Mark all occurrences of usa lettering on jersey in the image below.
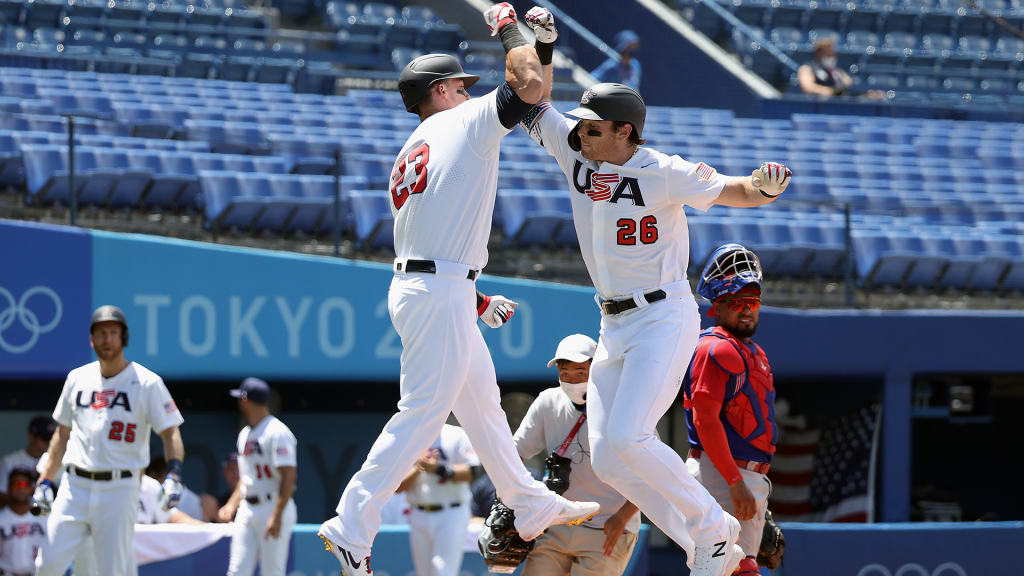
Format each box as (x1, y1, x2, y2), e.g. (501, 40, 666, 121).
(242, 441, 263, 456)
(75, 390, 132, 411)
(572, 161, 645, 206)
(0, 522, 45, 540)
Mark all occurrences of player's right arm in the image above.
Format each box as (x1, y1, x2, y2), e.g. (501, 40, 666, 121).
(396, 465, 420, 493)
(40, 425, 69, 483)
(217, 481, 242, 523)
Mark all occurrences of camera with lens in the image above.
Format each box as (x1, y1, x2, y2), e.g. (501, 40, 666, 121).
(543, 452, 572, 495)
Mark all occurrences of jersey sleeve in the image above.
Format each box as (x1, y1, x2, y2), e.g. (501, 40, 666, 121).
(520, 102, 578, 174)
(52, 372, 75, 427)
(512, 396, 548, 460)
(690, 339, 743, 404)
(270, 426, 297, 469)
(464, 88, 513, 154)
(453, 429, 480, 467)
(145, 377, 184, 433)
(665, 155, 730, 211)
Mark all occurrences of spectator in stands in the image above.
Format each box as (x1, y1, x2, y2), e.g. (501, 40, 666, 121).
(202, 452, 240, 523)
(797, 38, 883, 100)
(0, 416, 55, 509)
(591, 30, 642, 90)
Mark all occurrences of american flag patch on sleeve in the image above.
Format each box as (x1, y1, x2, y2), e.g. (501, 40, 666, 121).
(276, 446, 290, 456)
(163, 401, 177, 414)
(695, 162, 717, 181)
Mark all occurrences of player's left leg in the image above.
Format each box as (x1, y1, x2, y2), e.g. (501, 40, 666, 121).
(227, 502, 261, 576)
(258, 499, 297, 576)
(87, 477, 140, 576)
(433, 504, 470, 576)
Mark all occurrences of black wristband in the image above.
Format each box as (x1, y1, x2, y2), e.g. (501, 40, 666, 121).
(498, 22, 528, 53)
(167, 458, 183, 478)
(535, 41, 553, 66)
(436, 464, 454, 480)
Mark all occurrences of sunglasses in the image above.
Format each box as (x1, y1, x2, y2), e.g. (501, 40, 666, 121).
(9, 480, 30, 490)
(721, 296, 761, 312)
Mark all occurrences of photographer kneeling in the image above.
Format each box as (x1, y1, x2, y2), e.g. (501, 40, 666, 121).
(512, 334, 640, 576)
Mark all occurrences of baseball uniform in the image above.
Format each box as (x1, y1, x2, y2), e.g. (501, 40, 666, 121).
(321, 83, 590, 561)
(406, 425, 478, 576)
(0, 506, 46, 576)
(515, 388, 639, 576)
(227, 414, 297, 576)
(35, 361, 183, 576)
(137, 475, 175, 525)
(521, 102, 738, 561)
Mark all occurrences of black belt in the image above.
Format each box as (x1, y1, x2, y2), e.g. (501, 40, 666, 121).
(397, 259, 479, 281)
(0, 570, 33, 576)
(245, 493, 274, 505)
(67, 466, 133, 481)
(415, 502, 462, 512)
(600, 289, 667, 315)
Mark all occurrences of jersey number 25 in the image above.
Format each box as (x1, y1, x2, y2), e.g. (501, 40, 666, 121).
(390, 143, 430, 210)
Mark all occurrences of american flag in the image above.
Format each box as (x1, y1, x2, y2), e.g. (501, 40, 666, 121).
(695, 162, 716, 181)
(768, 403, 881, 522)
(586, 173, 619, 202)
(163, 401, 177, 414)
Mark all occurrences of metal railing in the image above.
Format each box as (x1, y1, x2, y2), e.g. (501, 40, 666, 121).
(695, 0, 801, 73)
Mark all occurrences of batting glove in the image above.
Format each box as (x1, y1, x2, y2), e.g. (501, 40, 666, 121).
(158, 473, 184, 511)
(484, 2, 518, 36)
(751, 162, 792, 198)
(31, 479, 54, 516)
(478, 294, 518, 328)
(525, 6, 557, 43)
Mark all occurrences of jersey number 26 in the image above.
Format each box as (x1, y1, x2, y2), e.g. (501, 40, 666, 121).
(390, 143, 430, 210)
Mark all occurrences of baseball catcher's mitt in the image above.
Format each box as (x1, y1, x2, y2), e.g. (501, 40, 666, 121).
(478, 500, 534, 574)
(757, 509, 785, 570)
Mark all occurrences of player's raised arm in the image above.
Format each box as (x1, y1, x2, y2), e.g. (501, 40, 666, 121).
(524, 6, 557, 103)
(485, 2, 543, 104)
(715, 162, 792, 207)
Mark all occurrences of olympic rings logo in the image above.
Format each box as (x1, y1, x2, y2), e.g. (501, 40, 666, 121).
(0, 286, 63, 354)
(857, 562, 968, 576)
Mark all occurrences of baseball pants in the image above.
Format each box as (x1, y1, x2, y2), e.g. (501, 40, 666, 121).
(521, 524, 637, 576)
(227, 498, 297, 576)
(331, 264, 564, 558)
(36, 472, 139, 576)
(688, 457, 771, 557)
(586, 290, 733, 561)
(408, 504, 471, 576)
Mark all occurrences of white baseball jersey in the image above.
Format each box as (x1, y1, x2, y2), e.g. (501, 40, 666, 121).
(52, 361, 184, 471)
(235, 415, 297, 500)
(390, 89, 510, 270)
(0, 507, 46, 574)
(405, 424, 479, 507)
(0, 450, 39, 491)
(523, 103, 729, 300)
(514, 388, 640, 533)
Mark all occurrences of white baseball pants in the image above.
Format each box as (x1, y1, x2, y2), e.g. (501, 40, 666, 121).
(36, 472, 139, 576)
(586, 292, 734, 561)
(688, 457, 771, 557)
(227, 498, 297, 576)
(408, 504, 471, 576)
(329, 263, 564, 558)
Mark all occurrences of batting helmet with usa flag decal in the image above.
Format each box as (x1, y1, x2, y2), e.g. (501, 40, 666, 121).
(697, 243, 763, 303)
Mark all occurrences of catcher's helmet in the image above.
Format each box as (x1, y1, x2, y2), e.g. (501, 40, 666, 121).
(90, 305, 129, 346)
(697, 243, 763, 302)
(398, 53, 480, 113)
(566, 83, 646, 151)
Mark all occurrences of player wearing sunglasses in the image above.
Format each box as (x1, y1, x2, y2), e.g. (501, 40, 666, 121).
(682, 244, 777, 576)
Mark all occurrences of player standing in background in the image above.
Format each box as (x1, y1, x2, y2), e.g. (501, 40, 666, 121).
(317, 4, 599, 575)
(684, 245, 776, 576)
(514, 334, 641, 576)
(219, 377, 297, 576)
(518, 9, 791, 575)
(0, 469, 46, 576)
(397, 424, 479, 576)
(33, 305, 185, 576)
(0, 416, 55, 509)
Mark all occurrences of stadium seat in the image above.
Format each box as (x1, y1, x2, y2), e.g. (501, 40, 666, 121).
(349, 189, 393, 248)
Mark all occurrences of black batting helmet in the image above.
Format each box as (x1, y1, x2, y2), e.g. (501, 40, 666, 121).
(398, 53, 480, 113)
(566, 83, 646, 151)
(90, 305, 129, 346)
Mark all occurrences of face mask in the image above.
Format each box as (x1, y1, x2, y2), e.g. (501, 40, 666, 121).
(559, 380, 587, 405)
(821, 56, 837, 69)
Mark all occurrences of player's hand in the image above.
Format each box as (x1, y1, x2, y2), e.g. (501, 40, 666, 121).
(601, 508, 631, 557)
(729, 480, 757, 521)
(525, 7, 557, 43)
(479, 294, 518, 328)
(265, 513, 282, 539)
(158, 473, 184, 511)
(416, 453, 439, 473)
(217, 502, 238, 523)
(30, 479, 54, 516)
(484, 2, 518, 36)
(751, 162, 791, 198)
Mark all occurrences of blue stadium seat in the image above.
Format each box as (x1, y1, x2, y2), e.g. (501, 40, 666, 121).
(349, 189, 393, 248)
(495, 190, 571, 247)
(201, 171, 269, 230)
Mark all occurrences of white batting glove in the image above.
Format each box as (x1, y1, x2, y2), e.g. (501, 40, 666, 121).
(484, 2, 518, 36)
(31, 479, 54, 516)
(478, 294, 518, 328)
(751, 162, 792, 198)
(158, 473, 184, 511)
(525, 6, 557, 43)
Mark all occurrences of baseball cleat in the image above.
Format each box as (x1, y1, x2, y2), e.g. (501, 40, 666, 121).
(318, 519, 372, 576)
(551, 499, 600, 527)
(690, 515, 742, 576)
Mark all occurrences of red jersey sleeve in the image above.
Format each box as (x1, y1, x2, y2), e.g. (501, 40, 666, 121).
(690, 338, 744, 486)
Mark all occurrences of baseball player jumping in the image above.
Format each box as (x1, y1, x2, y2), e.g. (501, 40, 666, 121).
(32, 305, 186, 576)
(219, 377, 298, 576)
(318, 4, 599, 574)
(398, 424, 479, 576)
(519, 10, 791, 576)
(684, 245, 777, 576)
